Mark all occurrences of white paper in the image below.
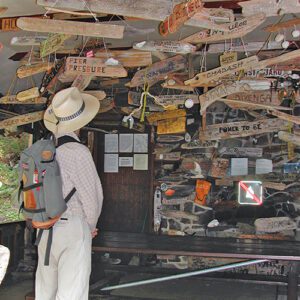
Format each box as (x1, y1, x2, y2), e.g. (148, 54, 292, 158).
(231, 158, 248, 176)
(119, 157, 133, 167)
(119, 134, 133, 153)
(256, 159, 273, 174)
(104, 154, 119, 173)
(104, 134, 118, 153)
(133, 154, 148, 170)
(134, 134, 148, 153)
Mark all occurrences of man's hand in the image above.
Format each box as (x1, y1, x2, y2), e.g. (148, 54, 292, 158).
(91, 228, 99, 239)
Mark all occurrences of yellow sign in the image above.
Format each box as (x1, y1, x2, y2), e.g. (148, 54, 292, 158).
(157, 116, 186, 135)
(220, 51, 237, 66)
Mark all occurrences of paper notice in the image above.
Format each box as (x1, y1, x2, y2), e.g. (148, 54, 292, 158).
(119, 134, 133, 153)
(133, 154, 148, 170)
(231, 158, 248, 176)
(119, 157, 133, 167)
(256, 159, 273, 174)
(134, 134, 148, 153)
(104, 154, 119, 173)
(104, 134, 118, 153)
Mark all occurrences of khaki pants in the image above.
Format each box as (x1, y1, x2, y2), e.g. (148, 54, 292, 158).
(35, 215, 92, 300)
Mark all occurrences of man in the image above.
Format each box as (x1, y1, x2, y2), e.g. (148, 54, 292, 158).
(36, 87, 103, 300)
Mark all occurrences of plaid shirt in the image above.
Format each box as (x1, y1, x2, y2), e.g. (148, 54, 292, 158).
(55, 132, 103, 230)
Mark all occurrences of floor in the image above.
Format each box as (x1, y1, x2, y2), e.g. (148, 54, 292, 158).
(0, 274, 295, 300)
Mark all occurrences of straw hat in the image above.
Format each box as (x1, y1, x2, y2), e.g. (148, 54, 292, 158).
(44, 87, 100, 134)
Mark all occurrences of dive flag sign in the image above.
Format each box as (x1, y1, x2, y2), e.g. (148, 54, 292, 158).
(238, 181, 263, 205)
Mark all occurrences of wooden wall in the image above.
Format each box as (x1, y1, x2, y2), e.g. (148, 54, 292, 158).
(93, 128, 154, 233)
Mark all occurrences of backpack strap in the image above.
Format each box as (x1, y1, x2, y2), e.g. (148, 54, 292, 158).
(56, 136, 82, 148)
(35, 228, 53, 266)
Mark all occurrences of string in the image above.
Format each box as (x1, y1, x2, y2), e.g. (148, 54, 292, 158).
(81, 0, 99, 22)
(43, 0, 59, 17)
(240, 37, 249, 57)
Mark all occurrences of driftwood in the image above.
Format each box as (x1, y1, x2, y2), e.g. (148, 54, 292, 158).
(161, 83, 195, 91)
(40, 33, 71, 58)
(127, 55, 186, 88)
(147, 109, 186, 124)
(218, 147, 263, 157)
(85, 90, 106, 101)
(278, 131, 300, 147)
(10, 36, 47, 46)
(200, 118, 288, 140)
(269, 110, 300, 125)
(16, 87, 40, 102)
(182, 13, 266, 44)
(17, 62, 54, 79)
(71, 75, 93, 91)
(223, 99, 291, 111)
(264, 18, 300, 33)
(0, 111, 44, 129)
(157, 117, 186, 134)
(17, 17, 124, 39)
(0, 95, 47, 105)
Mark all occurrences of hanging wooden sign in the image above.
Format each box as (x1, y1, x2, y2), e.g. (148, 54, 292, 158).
(0, 111, 44, 129)
(98, 97, 114, 113)
(227, 91, 280, 106)
(17, 62, 54, 79)
(182, 13, 266, 44)
(37, 0, 225, 30)
(127, 55, 186, 88)
(220, 52, 237, 66)
(133, 40, 196, 54)
(157, 135, 185, 143)
(239, 0, 300, 17)
(155, 152, 182, 161)
(40, 33, 70, 58)
(71, 75, 92, 91)
(161, 83, 195, 91)
(95, 50, 152, 67)
(147, 109, 186, 124)
(157, 117, 186, 135)
(84, 90, 106, 101)
(264, 18, 300, 33)
(199, 81, 251, 114)
(159, 0, 203, 36)
(10, 35, 47, 46)
(16, 87, 40, 102)
(17, 17, 124, 39)
(278, 131, 300, 147)
(0, 95, 47, 105)
(185, 56, 259, 86)
(181, 139, 217, 149)
(65, 57, 127, 77)
(0, 17, 19, 31)
(210, 158, 229, 178)
(39, 59, 65, 94)
(270, 110, 300, 125)
(241, 68, 289, 78)
(218, 147, 263, 157)
(200, 118, 289, 140)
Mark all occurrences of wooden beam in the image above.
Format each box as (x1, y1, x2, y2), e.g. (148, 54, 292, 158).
(17, 62, 54, 79)
(0, 95, 47, 105)
(0, 111, 44, 129)
(17, 17, 124, 39)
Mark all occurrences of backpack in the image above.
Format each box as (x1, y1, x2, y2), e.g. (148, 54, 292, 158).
(18, 135, 80, 265)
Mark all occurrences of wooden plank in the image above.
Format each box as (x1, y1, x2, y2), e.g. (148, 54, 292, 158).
(161, 83, 195, 91)
(0, 95, 47, 105)
(65, 57, 127, 77)
(16, 87, 40, 102)
(10, 35, 47, 46)
(133, 40, 196, 54)
(264, 18, 300, 33)
(185, 56, 259, 86)
(17, 17, 124, 39)
(40, 33, 70, 58)
(239, 0, 300, 17)
(223, 99, 290, 111)
(199, 81, 250, 114)
(127, 55, 186, 88)
(159, 0, 203, 36)
(270, 110, 300, 125)
(0, 111, 44, 129)
(71, 75, 92, 91)
(200, 118, 289, 140)
(157, 117, 186, 135)
(182, 13, 266, 44)
(278, 131, 300, 147)
(147, 109, 186, 124)
(85, 90, 106, 101)
(36, 0, 231, 30)
(94, 50, 152, 67)
(218, 147, 263, 157)
(17, 62, 54, 79)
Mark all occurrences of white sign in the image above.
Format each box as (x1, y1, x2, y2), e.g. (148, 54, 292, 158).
(231, 158, 248, 176)
(134, 134, 148, 153)
(104, 154, 119, 173)
(133, 154, 148, 170)
(105, 134, 118, 153)
(119, 157, 133, 167)
(119, 134, 133, 153)
(255, 159, 273, 175)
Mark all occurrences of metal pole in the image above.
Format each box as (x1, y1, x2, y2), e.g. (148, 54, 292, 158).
(101, 259, 268, 291)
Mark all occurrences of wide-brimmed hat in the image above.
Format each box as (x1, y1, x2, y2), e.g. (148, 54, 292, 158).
(44, 87, 100, 134)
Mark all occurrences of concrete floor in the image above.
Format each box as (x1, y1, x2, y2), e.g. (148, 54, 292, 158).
(0, 275, 295, 300)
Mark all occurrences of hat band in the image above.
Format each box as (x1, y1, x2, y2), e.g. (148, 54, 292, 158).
(55, 102, 85, 122)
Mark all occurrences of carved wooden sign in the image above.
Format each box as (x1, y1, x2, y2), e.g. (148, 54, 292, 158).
(71, 75, 92, 91)
(226, 90, 281, 105)
(16, 87, 40, 102)
(239, 0, 300, 17)
(40, 33, 70, 58)
(133, 40, 196, 54)
(11, 35, 47, 46)
(157, 117, 186, 135)
(219, 147, 263, 157)
(127, 55, 186, 88)
(0, 111, 44, 129)
(199, 81, 251, 114)
(17, 62, 54, 79)
(0, 17, 19, 31)
(220, 52, 237, 66)
(159, 0, 203, 36)
(17, 17, 124, 39)
(241, 68, 289, 78)
(65, 57, 127, 77)
(147, 109, 186, 124)
(182, 13, 266, 44)
(95, 50, 152, 67)
(185, 56, 259, 86)
(0, 95, 47, 105)
(200, 119, 289, 140)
